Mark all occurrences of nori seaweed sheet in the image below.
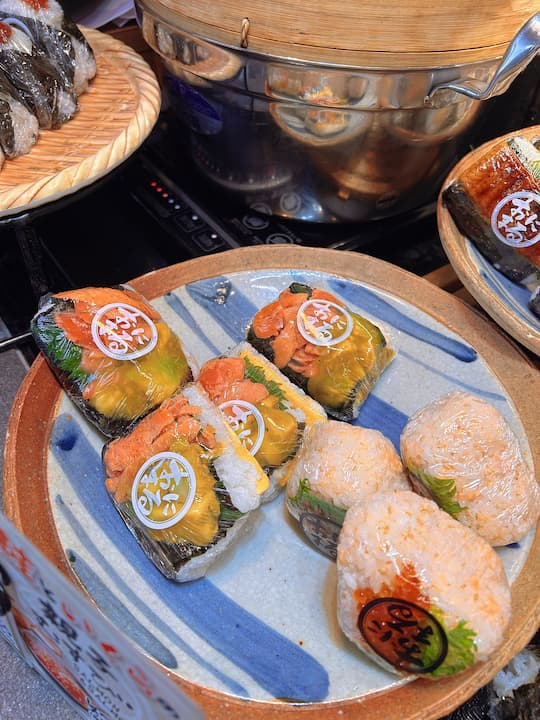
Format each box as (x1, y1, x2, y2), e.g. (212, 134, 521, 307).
(114, 475, 245, 580)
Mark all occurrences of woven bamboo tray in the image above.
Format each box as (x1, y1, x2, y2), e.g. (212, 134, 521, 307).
(0, 27, 161, 219)
(145, 0, 539, 67)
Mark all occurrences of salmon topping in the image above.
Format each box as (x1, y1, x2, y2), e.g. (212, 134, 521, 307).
(104, 393, 216, 503)
(198, 357, 269, 406)
(251, 288, 342, 374)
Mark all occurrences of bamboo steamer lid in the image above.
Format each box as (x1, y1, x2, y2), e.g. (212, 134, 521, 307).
(145, 0, 540, 67)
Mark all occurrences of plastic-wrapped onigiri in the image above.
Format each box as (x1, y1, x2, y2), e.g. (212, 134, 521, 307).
(400, 391, 540, 546)
(103, 383, 269, 582)
(197, 341, 327, 503)
(247, 282, 394, 421)
(31, 285, 195, 437)
(286, 420, 410, 558)
(337, 490, 511, 679)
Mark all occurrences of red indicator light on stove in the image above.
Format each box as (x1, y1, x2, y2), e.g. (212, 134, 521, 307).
(162, 193, 169, 198)
(150, 181, 157, 187)
(156, 186, 163, 193)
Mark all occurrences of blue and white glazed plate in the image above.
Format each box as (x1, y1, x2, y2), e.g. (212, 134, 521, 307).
(5, 247, 540, 720)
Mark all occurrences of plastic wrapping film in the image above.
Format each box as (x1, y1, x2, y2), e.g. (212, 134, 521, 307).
(400, 390, 540, 546)
(286, 419, 410, 559)
(247, 282, 395, 420)
(336, 490, 512, 680)
(102, 383, 268, 581)
(31, 285, 194, 438)
(442, 134, 540, 315)
(197, 341, 327, 502)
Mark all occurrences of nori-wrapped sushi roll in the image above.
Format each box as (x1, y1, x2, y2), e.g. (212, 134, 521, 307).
(247, 283, 394, 420)
(31, 285, 194, 437)
(0, 0, 96, 96)
(286, 420, 409, 559)
(337, 490, 511, 679)
(197, 341, 327, 502)
(0, 18, 76, 128)
(0, 70, 37, 157)
(400, 391, 540, 546)
(103, 383, 269, 581)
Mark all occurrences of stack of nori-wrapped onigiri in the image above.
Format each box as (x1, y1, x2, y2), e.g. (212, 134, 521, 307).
(0, 0, 96, 167)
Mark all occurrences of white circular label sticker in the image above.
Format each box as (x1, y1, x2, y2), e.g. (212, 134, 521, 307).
(296, 299, 353, 346)
(91, 303, 158, 360)
(131, 452, 196, 530)
(490, 191, 540, 248)
(219, 400, 265, 456)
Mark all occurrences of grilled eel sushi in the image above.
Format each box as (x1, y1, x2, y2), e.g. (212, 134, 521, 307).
(337, 490, 511, 679)
(103, 383, 269, 581)
(31, 285, 194, 437)
(443, 135, 540, 290)
(198, 341, 327, 502)
(400, 391, 540, 546)
(247, 282, 394, 421)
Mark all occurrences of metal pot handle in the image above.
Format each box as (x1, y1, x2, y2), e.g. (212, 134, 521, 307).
(425, 12, 540, 103)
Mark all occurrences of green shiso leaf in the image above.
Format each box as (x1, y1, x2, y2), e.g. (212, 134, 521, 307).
(219, 505, 244, 523)
(243, 355, 288, 410)
(289, 282, 312, 296)
(35, 318, 90, 387)
(424, 613, 477, 678)
(289, 478, 347, 526)
(408, 464, 467, 518)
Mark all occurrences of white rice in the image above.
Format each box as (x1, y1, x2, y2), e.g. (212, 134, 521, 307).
(71, 35, 96, 96)
(400, 391, 540, 546)
(0, 0, 64, 28)
(0, 92, 38, 155)
(337, 490, 511, 674)
(181, 382, 268, 512)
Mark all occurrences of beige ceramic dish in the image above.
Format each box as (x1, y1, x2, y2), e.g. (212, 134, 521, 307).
(0, 27, 161, 218)
(437, 126, 540, 357)
(3, 246, 540, 719)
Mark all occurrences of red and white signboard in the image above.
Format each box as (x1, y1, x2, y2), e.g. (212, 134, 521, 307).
(0, 512, 204, 720)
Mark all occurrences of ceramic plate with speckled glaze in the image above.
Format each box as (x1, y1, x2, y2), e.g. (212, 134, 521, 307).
(5, 247, 540, 720)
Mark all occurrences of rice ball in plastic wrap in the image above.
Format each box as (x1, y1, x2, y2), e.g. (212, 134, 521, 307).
(400, 391, 540, 546)
(286, 420, 410, 559)
(336, 490, 511, 679)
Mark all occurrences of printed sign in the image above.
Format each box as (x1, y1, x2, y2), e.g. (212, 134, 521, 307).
(358, 597, 448, 675)
(91, 303, 158, 360)
(219, 400, 265, 456)
(491, 191, 540, 248)
(132, 452, 197, 530)
(0, 513, 204, 720)
(297, 299, 353, 346)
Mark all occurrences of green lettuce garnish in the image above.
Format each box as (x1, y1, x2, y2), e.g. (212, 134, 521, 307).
(407, 464, 467, 518)
(424, 612, 477, 678)
(288, 478, 347, 526)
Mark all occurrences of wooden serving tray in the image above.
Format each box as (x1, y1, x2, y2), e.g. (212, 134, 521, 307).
(0, 27, 161, 219)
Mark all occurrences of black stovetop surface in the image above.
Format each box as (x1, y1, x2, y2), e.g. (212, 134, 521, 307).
(0, 111, 450, 345)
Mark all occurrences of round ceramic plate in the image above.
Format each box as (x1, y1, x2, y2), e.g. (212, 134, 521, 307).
(4, 247, 540, 720)
(437, 126, 540, 357)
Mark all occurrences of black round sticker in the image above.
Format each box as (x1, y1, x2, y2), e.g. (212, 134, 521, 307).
(358, 597, 448, 674)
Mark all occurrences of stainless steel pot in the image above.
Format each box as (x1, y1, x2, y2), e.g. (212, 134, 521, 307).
(136, 2, 540, 222)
